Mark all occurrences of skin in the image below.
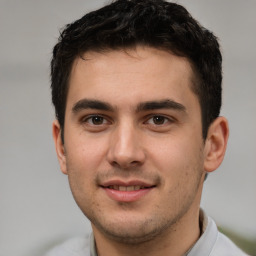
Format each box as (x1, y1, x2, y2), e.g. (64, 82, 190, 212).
(53, 46, 229, 256)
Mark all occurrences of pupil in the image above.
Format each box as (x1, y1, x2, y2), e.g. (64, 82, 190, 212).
(153, 116, 165, 125)
(92, 116, 103, 125)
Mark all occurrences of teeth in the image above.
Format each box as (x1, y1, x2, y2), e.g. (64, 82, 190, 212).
(108, 185, 146, 191)
(127, 186, 134, 191)
(119, 186, 126, 191)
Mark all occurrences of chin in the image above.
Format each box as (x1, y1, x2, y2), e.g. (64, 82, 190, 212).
(91, 214, 175, 245)
(98, 226, 161, 244)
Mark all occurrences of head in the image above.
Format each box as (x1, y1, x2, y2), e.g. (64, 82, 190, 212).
(51, 0, 222, 141)
(51, 0, 229, 250)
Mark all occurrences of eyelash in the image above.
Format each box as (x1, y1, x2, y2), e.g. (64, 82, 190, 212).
(82, 115, 110, 126)
(144, 115, 173, 126)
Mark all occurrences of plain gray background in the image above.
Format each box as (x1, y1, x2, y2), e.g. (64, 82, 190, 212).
(0, 1, 255, 256)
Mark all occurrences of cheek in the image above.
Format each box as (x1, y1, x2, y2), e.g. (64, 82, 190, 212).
(65, 133, 109, 172)
(65, 148, 97, 209)
(63, 137, 107, 198)
(148, 134, 204, 178)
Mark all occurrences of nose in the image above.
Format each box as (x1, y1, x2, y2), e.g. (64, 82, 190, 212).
(106, 121, 146, 169)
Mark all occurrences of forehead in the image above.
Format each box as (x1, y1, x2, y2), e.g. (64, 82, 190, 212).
(67, 47, 199, 111)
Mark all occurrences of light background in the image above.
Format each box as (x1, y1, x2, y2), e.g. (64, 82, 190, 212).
(0, 1, 255, 256)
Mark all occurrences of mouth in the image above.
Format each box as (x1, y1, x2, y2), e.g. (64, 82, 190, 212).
(104, 185, 154, 191)
(100, 181, 156, 202)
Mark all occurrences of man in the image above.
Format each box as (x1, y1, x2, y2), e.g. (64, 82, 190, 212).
(47, 0, 248, 255)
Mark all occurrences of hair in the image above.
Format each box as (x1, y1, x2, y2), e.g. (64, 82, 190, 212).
(51, 0, 222, 140)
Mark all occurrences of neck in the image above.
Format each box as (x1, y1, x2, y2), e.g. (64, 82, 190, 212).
(92, 207, 201, 256)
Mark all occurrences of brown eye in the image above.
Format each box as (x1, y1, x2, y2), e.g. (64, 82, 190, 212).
(92, 116, 104, 125)
(152, 116, 166, 125)
(85, 115, 106, 125)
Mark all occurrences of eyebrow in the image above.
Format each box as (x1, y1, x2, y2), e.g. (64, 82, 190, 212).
(72, 99, 114, 113)
(72, 98, 186, 114)
(136, 99, 186, 113)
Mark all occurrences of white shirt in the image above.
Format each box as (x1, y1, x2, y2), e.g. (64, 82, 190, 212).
(44, 211, 249, 256)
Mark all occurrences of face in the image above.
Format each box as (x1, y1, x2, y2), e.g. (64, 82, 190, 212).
(54, 47, 211, 243)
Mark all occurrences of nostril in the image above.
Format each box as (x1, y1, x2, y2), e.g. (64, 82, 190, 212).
(130, 160, 142, 166)
(106, 141, 146, 168)
(111, 160, 142, 169)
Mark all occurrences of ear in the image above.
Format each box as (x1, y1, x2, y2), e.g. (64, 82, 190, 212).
(52, 120, 68, 175)
(203, 116, 229, 173)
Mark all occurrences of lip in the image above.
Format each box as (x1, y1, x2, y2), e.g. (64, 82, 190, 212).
(101, 179, 154, 188)
(100, 179, 156, 202)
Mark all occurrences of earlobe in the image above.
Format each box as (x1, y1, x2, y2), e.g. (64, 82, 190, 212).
(52, 120, 68, 175)
(204, 117, 229, 173)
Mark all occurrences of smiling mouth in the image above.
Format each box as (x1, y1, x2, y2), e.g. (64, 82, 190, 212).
(106, 185, 154, 191)
(102, 185, 156, 192)
(101, 183, 155, 202)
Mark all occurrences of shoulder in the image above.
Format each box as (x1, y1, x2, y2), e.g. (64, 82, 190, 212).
(210, 231, 250, 256)
(43, 235, 91, 256)
(189, 211, 250, 256)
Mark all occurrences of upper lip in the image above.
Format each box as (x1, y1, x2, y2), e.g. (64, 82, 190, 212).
(100, 179, 155, 188)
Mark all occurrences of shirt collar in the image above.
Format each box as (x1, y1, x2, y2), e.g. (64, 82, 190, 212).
(187, 209, 218, 256)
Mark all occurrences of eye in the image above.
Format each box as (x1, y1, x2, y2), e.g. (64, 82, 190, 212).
(146, 115, 170, 125)
(84, 115, 108, 125)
